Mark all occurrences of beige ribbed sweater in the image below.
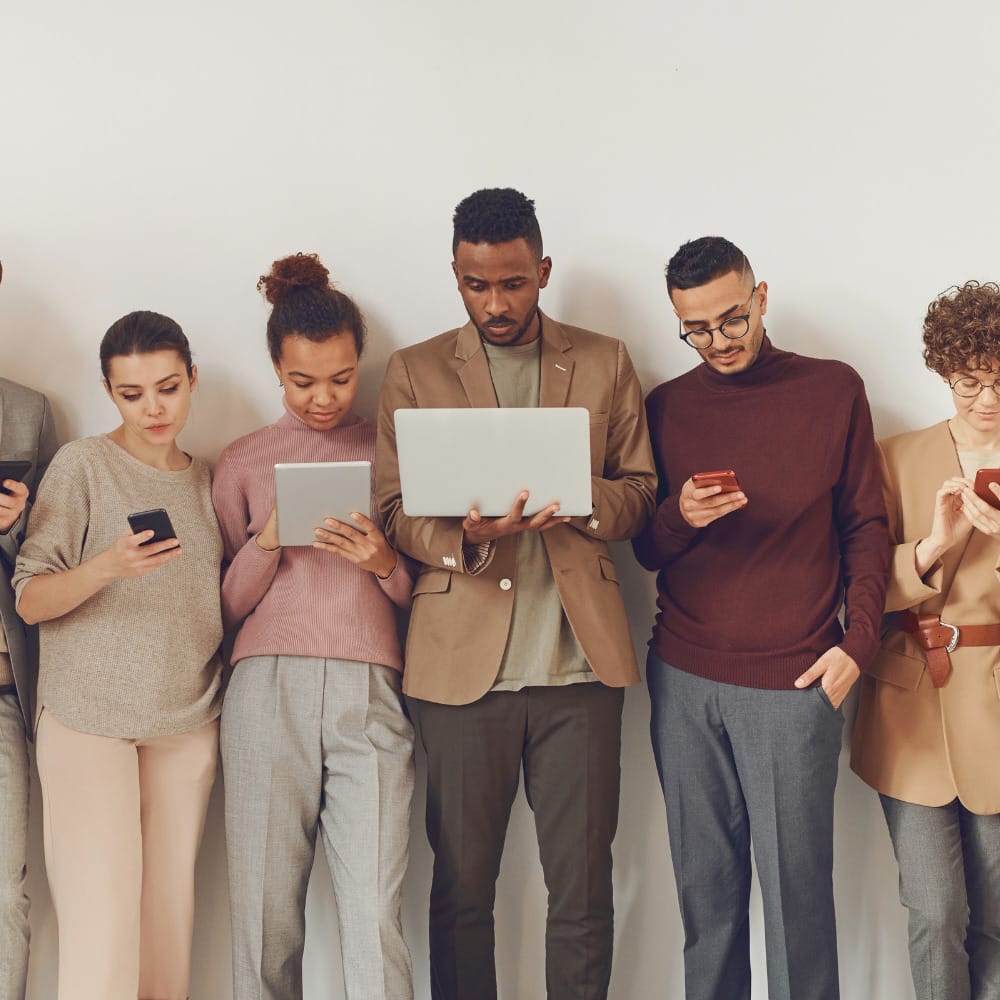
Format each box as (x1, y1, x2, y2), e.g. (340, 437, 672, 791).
(12, 435, 223, 738)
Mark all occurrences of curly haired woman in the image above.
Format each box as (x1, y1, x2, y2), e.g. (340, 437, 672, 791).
(852, 281, 1000, 1000)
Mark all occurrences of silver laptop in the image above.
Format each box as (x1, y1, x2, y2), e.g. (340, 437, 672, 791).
(274, 461, 372, 546)
(394, 408, 593, 517)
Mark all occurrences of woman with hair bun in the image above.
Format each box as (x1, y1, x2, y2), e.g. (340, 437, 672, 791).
(13, 311, 223, 1000)
(212, 253, 414, 999)
(851, 281, 1000, 1000)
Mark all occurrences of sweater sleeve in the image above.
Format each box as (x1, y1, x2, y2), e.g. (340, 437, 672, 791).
(12, 444, 91, 602)
(375, 351, 470, 572)
(631, 386, 700, 570)
(211, 450, 281, 632)
(833, 381, 890, 670)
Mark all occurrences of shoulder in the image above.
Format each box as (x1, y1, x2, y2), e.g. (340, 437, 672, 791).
(47, 435, 107, 472)
(785, 352, 867, 393)
(391, 328, 461, 366)
(215, 423, 277, 467)
(0, 377, 49, 408)
(553, 320, 620, 352)
(879, 423, 944, 463)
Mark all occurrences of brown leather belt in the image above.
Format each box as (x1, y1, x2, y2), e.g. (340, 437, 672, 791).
(895, 611, 1000, 687)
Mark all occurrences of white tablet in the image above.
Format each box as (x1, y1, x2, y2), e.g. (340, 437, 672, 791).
(274, 461, 372, 547)
(393, 408, 593, 517)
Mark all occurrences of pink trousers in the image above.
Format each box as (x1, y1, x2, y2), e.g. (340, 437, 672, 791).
(36, 710, 218, 1000)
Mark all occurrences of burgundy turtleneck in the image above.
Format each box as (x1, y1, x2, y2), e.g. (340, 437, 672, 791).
(632, 336, 888, 689)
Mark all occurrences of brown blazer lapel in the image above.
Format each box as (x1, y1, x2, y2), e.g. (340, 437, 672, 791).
(454, 322, 499, 408)
(538, 313, 574, 408)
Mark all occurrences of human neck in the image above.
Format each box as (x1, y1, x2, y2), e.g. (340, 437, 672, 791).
(948, 414, 1000, 453)
(107, 425, 189, 471)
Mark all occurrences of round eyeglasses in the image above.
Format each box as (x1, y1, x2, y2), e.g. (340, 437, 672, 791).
(678, 286, 758, 350)
(949, 375, 1000, 398)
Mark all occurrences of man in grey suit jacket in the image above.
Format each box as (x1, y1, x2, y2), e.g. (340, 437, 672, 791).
(0, 259, 59, 998)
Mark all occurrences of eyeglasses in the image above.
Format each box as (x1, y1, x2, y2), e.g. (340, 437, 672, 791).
(949, 374, 1000, 398)
(678, 286, 758, 350)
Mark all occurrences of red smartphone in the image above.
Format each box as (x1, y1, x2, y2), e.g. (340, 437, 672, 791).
(692, 469, 742, 493)
(974, 468, 1000, 510)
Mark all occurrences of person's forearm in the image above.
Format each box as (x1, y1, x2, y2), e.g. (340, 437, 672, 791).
(17, 555, 114, 625)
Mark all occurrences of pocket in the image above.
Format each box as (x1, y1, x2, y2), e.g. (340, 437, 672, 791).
(867, 648, 926, 692)
(412, 569, 452, 596)
(815, 685, 841, 714)
(598, 555, 619, 584)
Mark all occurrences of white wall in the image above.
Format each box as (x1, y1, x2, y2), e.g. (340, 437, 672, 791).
(3, 0, 997, 995)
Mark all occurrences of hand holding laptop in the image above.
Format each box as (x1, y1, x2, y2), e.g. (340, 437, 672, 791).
(462, 491, 570, 545)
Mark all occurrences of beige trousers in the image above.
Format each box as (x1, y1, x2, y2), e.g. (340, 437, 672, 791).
(35, 710, 219, 1000)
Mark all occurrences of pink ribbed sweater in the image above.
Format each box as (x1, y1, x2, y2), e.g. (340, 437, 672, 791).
(212, 404, 413, 671)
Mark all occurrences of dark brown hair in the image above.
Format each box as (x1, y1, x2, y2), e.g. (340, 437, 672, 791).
(100, 311, 193, 380)
(257, 253, 366, 362)
(922, 281, 1000, 376)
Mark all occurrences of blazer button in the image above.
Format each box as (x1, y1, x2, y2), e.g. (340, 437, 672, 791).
(499, 578, 512, 591)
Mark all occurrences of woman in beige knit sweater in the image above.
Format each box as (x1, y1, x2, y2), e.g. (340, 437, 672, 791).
(13, 311, 223, 1000)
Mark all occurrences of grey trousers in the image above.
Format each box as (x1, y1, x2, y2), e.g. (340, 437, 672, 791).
(0, 691, 29, 1000)
(881, 794, 1000, 1000)
(221, 656, 415, 1000)
(647, 653, 843, 1000)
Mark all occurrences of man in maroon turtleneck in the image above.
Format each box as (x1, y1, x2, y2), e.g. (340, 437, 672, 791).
(633, 237, 888, 1000)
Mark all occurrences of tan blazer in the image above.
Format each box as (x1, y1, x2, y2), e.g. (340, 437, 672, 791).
(850, 420, 1000, 814)
(375, 313, 657, 705)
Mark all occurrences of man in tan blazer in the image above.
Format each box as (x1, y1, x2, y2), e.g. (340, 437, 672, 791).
(0, 259, 59, 999)
(376, 187, 656, 1000)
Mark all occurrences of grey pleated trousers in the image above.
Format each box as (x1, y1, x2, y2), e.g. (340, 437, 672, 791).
(881, 794, 1000, 1000)
(647, 653, 844, 1000)
(0, 691, 29, 1000)
(221, 655, 415, 1000)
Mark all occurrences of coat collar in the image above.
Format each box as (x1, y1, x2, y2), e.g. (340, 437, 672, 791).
(455, 311, 574, 408)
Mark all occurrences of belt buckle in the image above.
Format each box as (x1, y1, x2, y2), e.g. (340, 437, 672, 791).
(941, 620, 960, 653)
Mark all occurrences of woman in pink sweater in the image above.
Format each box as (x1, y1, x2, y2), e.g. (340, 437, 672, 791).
(212, 253, 414, 1000)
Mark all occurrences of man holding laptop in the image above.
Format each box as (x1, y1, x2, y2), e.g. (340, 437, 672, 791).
(632, 236, 888, 1000)
(376, 187, 656, 999)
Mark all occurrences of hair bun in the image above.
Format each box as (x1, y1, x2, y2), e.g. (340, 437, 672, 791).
(257, 252, 331, 304)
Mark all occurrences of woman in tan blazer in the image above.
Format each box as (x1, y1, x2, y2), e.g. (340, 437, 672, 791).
(851, 281, 1000, 1000)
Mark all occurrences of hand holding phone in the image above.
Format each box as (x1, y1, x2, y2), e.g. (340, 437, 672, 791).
(0, 460, 32, 496)
(0, 460, 33, 532)
(127, 508, 180, 549)
(691, 469, 742, 494)
(681, 469, 747, 528)
(974, 469, 1000, 510)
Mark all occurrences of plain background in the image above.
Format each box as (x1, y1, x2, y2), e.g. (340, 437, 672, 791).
(4, 0, 1000, 996)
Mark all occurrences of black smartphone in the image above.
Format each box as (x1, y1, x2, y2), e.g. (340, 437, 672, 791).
(127, 508, 179, 548)
(0, 460, 32, 495)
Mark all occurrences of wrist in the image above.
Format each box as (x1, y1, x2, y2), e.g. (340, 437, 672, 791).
(375, 552, 397, 580)
(254, 532, 280, 552)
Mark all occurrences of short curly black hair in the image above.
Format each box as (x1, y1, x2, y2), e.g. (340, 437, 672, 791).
(665, 236, 753, 298)
(452, 187, 543, 258)
(922, 281, 1000, 377)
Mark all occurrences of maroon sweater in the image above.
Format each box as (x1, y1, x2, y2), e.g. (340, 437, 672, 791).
(632, 337, 888, 689)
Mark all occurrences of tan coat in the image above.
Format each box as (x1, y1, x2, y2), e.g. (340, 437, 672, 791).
(850, 420, 1000, 814)
(375, 314, 657, 706)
